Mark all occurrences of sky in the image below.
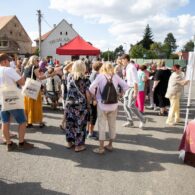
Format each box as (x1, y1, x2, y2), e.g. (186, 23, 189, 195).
(1, 0, 195, 52)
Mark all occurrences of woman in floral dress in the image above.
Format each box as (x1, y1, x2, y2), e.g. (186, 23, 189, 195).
(65, 60, 91, 152)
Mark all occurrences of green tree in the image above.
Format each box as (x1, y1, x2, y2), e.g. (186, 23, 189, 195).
(114, 45, 125, 58)
(150, 42, 163, 58)
(101, 50, 114, 61)
(139, 24, 154, 50)
(164, 33, 177, 58)
(130, 44, 145, 58)
(34, 48, 39, 56)
(182, 40, 194, 52)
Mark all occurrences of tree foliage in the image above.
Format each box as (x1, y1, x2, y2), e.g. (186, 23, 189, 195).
(138, 24, 154, 50)
(163, 33, 177, 58)
(101, 50, 115, 61)
(114, 45, 125, 58)
(182, 40, 194, 52)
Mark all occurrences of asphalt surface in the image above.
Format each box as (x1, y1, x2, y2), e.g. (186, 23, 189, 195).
(0, 86, 195, 195)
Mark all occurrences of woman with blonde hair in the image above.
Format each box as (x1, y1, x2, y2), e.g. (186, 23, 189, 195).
(89, 62, 129, 154)
(64, 60, 91, 152)
(59, 61, 74, 130)
(114, 57, 123, 78)
(23, 55, 56, 128)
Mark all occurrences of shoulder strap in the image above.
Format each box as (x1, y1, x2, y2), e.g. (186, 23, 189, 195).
(31, 66, 35, 79)
(52, 77, 55, 92)
(73, 80, 85, 99)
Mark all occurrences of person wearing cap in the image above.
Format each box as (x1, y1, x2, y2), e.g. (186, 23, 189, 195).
(0, 53, 34, 151)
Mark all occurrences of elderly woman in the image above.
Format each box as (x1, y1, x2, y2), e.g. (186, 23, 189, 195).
(165, 64, 189, 126)
(89, 63, 129, 154)
(65, 60, 91, 152)
(23, 55, 55, 128)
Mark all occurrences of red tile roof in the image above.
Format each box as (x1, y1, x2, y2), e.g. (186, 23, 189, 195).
(34, 30, 52, 41)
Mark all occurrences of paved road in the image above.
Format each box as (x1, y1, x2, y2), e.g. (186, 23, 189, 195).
(0, 96, 195, 195)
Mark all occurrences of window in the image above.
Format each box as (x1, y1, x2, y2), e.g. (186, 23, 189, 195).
(10, 31, 13, 35)
(65, 31, 68, 35)
(15, 24, 17, 27)
(19, 33, 22, 36)
(60, 32, 62, 35)
(0, 41, 9, 48)
(60, 43, 62, 46)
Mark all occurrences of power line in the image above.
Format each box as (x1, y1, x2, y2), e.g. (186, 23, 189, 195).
(42, 16, 53, 29)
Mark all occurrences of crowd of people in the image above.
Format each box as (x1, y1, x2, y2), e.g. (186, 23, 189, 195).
(0, 52, 189, 153)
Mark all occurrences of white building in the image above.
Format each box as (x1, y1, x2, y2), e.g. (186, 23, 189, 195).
(35, 19, 79, 63)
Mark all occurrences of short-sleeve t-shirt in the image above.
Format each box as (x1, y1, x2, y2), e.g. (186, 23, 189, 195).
(126, 63, 139, 87)
(137, 70, 145, 91)
(0, 66, 21, 86)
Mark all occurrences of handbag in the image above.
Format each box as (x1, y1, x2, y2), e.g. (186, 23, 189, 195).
(22, 66, 41, 100)
(0, 70, 24, 111)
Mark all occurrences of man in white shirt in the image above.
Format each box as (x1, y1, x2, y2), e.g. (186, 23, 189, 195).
(0, 53, 34, 151)
(121, 54, 146, 129)
(9, 57, 16, 69)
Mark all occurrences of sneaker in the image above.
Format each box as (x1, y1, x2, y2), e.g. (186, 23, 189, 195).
(87, 132, 98, 140)
(166, 122, 176, 127)
(7, 142, 18, 152)
(139, 118, 146, 129)
(122, 121, 134, 127)
(139, 122, 144, 129)
(146, 105, 154, 110)
(18, 141, 34, 150)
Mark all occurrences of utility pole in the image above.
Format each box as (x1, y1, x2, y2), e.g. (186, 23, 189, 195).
(37, 10, 42, 57)
(108, 48, 110, 61)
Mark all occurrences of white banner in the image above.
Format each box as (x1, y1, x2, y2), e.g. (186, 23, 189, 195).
(186, 52, 195, 80)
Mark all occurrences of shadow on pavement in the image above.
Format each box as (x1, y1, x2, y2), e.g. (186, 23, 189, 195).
(115, 133, 180, 151)
(143, 126, 184, 134)
(20, 139, 180, 173)
(0, 180, 68, 195)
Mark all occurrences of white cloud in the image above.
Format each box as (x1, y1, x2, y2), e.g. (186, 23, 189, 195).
(28, 31, 39, 46)
(49, 0, 193, 51)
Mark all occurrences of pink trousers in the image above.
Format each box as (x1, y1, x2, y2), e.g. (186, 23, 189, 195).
(135, 91, 145, 113)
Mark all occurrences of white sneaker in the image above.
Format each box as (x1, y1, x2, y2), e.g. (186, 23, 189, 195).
(139, 122, 144, 129)
(139, 118, 147, 129)
(122, 122, 134, 127)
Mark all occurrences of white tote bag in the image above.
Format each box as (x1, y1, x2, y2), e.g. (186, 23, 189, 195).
(0, 71, 24, 111)
(22, 66, 41, 100)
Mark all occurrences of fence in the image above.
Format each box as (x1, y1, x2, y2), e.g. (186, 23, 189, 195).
(132, 59, 187, 68)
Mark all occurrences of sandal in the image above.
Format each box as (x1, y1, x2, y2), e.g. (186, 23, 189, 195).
(26, 124, 34, 128)
(93, 147, 105, 154)
(65, 142, 74, 149)
(39, 123, 45, 128)
(75, 145, 86, 152)
(104, 145, 113, 152)
(59, 125, 65, 131)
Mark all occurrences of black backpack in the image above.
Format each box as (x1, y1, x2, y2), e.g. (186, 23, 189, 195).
(100, 75, 118, 104)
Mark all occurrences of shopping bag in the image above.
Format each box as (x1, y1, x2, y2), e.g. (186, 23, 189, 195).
(22, 66, 41, 100)
(0, 84, 24, 111)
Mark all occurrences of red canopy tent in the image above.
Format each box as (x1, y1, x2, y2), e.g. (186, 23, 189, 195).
(56, 35, 100, 56)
